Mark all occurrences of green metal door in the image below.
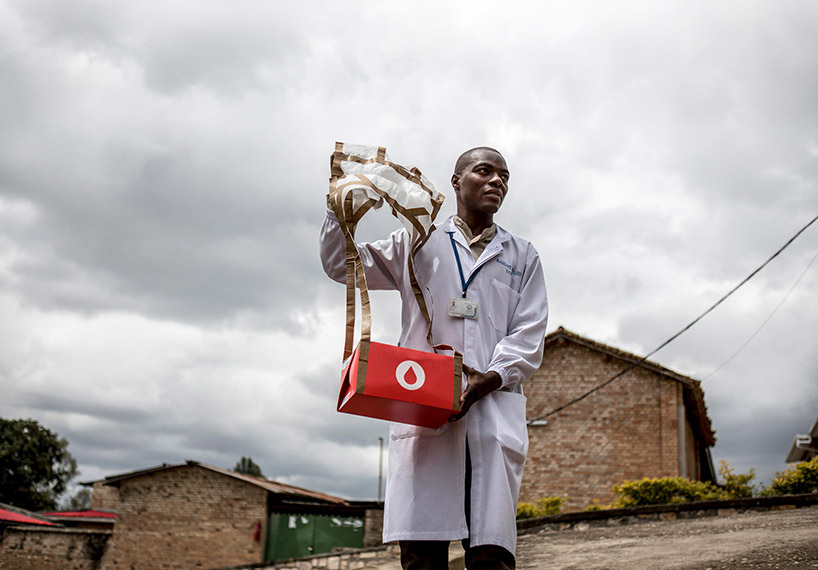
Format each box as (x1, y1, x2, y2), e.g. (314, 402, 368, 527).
(265, 512, 365, 561)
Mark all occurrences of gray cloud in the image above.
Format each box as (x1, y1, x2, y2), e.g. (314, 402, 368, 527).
(1, 0, 817, 503)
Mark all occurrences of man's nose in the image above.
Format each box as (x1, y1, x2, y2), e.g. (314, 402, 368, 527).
(489, 173, 505, 187)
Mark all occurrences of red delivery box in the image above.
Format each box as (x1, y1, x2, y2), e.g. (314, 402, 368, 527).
(338, 340, 462, 429)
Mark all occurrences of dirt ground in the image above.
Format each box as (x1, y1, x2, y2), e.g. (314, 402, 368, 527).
(369, 506, 818, 569)
(515, 506, 818, 570)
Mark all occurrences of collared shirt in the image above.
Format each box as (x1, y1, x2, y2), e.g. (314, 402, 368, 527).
(453, 215, 497, 260)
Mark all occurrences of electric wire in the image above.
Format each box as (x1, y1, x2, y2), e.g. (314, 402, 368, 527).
(704, 245, 818, 380)
(527, 212, 818, 425)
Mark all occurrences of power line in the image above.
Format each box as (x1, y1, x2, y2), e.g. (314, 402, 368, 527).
(528, 212, 818, 425)
(704, 245, 818, 380)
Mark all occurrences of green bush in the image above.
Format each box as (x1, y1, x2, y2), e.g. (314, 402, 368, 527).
(516, 496, 568, 519)
(582, 499, 605, 511)
(765, 455, 818, 496)
(718, 460, 756, 498)
(611, 477, 724, 508)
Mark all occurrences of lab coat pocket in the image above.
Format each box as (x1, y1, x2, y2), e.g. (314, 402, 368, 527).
(493, 391, 528, 466)
(488, 279, 522, 338)
(390, 421, 451, 441)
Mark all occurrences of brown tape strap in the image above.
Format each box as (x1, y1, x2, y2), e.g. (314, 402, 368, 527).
(338, 192, 376, 361)
(329, 144, 444, 361)
(355, 339, 370, 393)
(452, 352, 463, 412)
(331, 144, 440, 200)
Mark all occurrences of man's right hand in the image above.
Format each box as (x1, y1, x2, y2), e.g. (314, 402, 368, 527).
(449, 365, 501, 421)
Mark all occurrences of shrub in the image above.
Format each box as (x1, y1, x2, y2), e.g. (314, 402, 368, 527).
(582, 499, 606, 511)
(611, 477, 724, 508)
(765, 455, 818, 496)
(516, 496, 568, 519)
(718, 460, 756, 498)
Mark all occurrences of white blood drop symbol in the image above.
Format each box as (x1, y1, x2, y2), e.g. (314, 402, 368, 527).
(395, 360, 426, 391)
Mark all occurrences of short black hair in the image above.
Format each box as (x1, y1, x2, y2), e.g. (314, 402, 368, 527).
(454, 147, 503, 174)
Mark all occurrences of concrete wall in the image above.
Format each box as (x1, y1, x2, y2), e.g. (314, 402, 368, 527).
(101, 465, 267, 570)
(0, 527, 111, 570)
(223, 544, 401, 570)
(522, 338, 688, 510)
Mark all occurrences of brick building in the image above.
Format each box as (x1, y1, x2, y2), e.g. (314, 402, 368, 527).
(94, 461, 379, 569)
(522, 327, 716, 511)
(0, 461, 381, 570)
(0, 503, 111, 570)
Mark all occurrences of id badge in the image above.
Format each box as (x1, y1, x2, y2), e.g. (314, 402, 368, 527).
(448, 297, 478, 319)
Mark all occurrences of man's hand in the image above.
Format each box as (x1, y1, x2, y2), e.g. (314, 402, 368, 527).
(449, 365, 502, 421)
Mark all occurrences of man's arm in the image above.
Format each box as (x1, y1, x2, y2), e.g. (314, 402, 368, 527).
(487, 244, 549, 389)
(319, 208, 407, 291)
(450, 243, 548, 420)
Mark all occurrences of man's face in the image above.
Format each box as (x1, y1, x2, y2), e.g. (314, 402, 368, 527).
(452, 149, 509, 217)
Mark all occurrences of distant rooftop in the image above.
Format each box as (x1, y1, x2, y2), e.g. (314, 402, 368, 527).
(785, 417, 818, 463)
(0, 504, 56, 527)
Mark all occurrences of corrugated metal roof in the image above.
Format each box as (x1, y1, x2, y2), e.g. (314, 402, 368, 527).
(0, 508, 56, 527)
(192, 462, 349, 504)
(40, 510, 116, 519)
(97, 461, 349, 505)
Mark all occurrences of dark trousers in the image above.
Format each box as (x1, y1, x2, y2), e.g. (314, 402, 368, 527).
(399, 540, 516, 570)
(398, 444, 516, 570)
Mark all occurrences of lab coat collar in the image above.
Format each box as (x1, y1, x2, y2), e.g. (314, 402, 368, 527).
(442, 215, 511, 266)
(443, 216, 511, 243)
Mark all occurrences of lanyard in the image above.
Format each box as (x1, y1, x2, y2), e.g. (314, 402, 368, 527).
(448, 232, 484, 298)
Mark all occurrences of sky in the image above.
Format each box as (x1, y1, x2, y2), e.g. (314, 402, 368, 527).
(1, 0, 817, 503)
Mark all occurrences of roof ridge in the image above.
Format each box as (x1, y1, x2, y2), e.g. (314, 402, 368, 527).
(546, 327, 699, 385)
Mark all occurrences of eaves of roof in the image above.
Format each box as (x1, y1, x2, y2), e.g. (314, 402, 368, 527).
(0, 504, 57, 527)
(193, 462, 349, 505)
(39, 510, 116, 519)
(39, 510, 117, 525)
(544, 327, 716, 447)
(785, 416, 818, 463)
(95, 461, 349, 506)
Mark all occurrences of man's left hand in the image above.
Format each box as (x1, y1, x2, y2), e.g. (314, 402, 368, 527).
(449, 365, 502, 421)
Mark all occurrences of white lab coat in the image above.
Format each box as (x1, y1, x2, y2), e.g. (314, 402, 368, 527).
(320, 211, 548, 555)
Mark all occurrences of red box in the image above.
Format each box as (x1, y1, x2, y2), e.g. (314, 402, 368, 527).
(337, 340, 462, 428)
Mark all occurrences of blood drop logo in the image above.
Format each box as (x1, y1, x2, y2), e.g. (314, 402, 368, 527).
(395, 360, 425, 391)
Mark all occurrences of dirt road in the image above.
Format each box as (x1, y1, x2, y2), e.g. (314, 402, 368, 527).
(515, 506, 818, 570)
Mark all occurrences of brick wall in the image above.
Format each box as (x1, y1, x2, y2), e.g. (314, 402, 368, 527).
(89, 481, 119, 512)
(363, 508, 383, 548)
(0, 527, 111, 570)
(522, 338, 685, 511)
(100, 465, 267, 570)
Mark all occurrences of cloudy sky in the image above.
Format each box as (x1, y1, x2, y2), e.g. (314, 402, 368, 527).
(1, 0, 817, 503)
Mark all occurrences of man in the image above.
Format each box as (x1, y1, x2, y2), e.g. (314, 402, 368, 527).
(320, 147, 548, 569)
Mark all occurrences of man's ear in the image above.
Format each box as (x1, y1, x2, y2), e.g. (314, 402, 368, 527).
(451, 173, 460, 190)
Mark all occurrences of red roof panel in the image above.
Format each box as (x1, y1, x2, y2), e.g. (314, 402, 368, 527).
(0, 508, 56, 526)
(40, 510, 116, 519)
